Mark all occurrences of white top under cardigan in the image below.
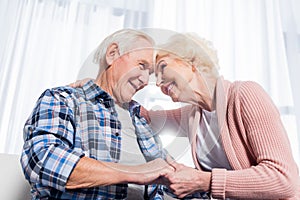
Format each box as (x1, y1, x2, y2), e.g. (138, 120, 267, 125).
(197, 110, 232, 171)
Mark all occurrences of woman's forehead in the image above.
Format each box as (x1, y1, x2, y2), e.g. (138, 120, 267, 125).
(155, 53, 187, 64)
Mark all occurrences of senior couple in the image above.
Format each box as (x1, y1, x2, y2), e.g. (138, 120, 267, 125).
(21, 29, 299, 199)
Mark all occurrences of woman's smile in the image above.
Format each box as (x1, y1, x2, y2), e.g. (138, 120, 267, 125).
(160, 81, 175, 96)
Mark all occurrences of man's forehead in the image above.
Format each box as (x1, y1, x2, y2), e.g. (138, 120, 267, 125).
(128, 48, 154, 60)
(128, 46, 154, 54)
(129, 38, 153, 49)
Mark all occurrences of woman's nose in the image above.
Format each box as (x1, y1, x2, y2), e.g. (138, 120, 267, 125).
(156, 73, 163, 86)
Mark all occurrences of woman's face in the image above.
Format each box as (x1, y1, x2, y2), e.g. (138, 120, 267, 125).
(155, 55, 195, 102)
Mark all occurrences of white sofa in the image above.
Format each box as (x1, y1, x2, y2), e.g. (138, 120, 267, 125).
(0, 153, 31, 200)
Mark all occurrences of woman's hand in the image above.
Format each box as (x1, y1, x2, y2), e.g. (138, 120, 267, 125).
(69, 78, 93, 88)
(164, 157, 212, 198)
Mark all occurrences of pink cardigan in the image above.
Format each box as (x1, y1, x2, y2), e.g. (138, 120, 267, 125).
(146, 77, 300, 199)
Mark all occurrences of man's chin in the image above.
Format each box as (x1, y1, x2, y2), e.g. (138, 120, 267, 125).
(120, 95, 134, 104)
(171, 97, 179, 102)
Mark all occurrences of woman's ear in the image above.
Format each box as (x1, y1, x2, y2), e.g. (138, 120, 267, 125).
(106, 43, 120, 66)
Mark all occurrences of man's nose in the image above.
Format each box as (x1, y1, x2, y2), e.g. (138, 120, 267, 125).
(139, 69, 149, 85)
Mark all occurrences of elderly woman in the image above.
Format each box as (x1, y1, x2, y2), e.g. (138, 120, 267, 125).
(139, 33, 300, 199)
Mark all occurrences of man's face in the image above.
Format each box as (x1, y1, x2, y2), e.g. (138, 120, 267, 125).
(111, 39, 154, 104)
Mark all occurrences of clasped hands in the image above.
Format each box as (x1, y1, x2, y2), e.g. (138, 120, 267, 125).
(139, 156, 211, 198)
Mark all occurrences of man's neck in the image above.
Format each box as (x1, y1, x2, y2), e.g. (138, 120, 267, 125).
(95, 72, 113, 97)
(95, 71, 122, 105)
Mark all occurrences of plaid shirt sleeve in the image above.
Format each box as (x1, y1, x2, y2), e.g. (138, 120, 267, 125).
(127, 100, 168, 161)
(21, 88, 84, 192)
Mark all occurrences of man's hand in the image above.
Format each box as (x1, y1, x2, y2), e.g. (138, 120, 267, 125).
(69, 78, 93, 88)
(163, 156, 212, 198)
(129, 158, 175, 185)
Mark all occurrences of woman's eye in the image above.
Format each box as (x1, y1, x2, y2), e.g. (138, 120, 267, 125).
(155, 60, 167, 76)
(159, 62, 167, 72)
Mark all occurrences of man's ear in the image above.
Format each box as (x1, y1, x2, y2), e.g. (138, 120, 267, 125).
(106, 43, 120, 66)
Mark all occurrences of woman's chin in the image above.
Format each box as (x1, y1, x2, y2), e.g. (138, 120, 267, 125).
(173, 94, 189, 104)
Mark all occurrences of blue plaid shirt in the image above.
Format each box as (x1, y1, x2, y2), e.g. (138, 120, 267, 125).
(21, 80, 127, 199)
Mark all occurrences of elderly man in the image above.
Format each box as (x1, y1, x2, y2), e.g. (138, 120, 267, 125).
(21, 29, 173, 199)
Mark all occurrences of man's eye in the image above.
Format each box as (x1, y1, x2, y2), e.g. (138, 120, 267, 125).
(139, 63, 146, 69)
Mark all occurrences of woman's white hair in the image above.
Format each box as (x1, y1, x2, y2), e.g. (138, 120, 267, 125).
(93, 29, 154, 74)
(157, 33, 220, 77)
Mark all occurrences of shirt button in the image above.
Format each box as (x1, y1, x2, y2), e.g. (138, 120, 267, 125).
(115, 132, 119, 137)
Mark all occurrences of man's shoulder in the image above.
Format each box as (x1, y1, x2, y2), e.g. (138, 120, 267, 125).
(39, 86, 85, 103)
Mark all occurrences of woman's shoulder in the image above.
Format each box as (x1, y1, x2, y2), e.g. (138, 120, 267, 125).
(217, 77, 266, 98)
(228, 80, 276, 111)
(230, 80, 262, 89)
(229, 80, 267, 97)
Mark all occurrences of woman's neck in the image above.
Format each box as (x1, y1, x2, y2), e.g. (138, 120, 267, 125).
(193, 73, 217, 111)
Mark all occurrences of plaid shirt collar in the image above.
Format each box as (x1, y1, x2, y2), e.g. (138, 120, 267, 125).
(82, 80, 111, 101)
(83, 80, 117, 112)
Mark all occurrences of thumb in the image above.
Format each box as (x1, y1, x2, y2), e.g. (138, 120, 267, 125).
(165, 155, 181, 170)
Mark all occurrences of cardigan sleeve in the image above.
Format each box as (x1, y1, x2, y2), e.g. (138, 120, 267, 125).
(145, 105, 192, 137)
(211, 81, 299, 199)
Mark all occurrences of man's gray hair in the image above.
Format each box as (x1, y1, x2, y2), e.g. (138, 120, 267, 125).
(93, 29, 154, 74)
